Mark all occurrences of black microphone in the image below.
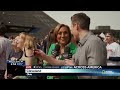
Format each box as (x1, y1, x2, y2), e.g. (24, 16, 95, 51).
(51, 44, 60, 58)
(109, 57, 120, 62)
(62, 46, 72, 59)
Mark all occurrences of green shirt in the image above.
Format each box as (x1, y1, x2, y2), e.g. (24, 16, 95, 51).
(48, 43, 77, 56)
(46, 43, 78, 79)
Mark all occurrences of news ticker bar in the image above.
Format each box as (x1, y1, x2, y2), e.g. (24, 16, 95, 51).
(27, 66, 120, 69)
(7, 60, 120, 69)
(25, 69, 120, 76)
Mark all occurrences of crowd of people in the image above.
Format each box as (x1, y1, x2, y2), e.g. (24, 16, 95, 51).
(0, 12, 120, 79)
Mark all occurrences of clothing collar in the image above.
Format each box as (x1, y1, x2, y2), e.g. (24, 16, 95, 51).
(78, 31, 93, 46)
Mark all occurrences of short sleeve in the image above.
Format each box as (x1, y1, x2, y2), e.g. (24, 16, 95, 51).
(47, 43, 56, 56)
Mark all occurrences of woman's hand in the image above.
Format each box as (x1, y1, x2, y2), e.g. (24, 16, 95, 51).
(4, 70, 8, 79)
(11, 57, 18, 61)
(64, 59, 75, 66)
(34, 49, 47, 60)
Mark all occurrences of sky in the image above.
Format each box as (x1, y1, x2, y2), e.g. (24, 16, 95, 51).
(44, 11, 120, 30)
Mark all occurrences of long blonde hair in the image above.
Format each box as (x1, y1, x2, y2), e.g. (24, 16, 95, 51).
(19, 32, 28, 43)
(24, 34, 37, 50)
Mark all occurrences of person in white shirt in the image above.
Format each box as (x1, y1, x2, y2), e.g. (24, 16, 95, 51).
(105, 31, 120, 66)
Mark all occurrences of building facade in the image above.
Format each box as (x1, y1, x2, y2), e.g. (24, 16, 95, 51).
(91, 26, 120, 39)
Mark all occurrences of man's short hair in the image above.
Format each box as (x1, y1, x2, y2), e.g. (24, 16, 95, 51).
(105, 31, 115, 37)
(0, 25, 7, 35)
(71, 12, 90, 30)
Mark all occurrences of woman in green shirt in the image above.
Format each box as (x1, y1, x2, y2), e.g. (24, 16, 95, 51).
(44, 24, 78, 79)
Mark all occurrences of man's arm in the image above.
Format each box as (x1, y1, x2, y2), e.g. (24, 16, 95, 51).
(0, 40, 4, 55)
(79, 40, 107, 79)
(87, 40, 107, 65)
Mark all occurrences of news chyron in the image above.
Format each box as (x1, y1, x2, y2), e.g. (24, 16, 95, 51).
(7, 60, 120, 77)
(7, 60, 26, 76)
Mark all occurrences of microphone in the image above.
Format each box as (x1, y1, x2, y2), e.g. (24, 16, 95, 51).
(62, 46, 72, 59)
(109, 57, 120, 62)
(51, 44, 60, 58)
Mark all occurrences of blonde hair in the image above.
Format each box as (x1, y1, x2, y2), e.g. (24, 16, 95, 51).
(24, 34, 37, 50)
(19, 32, 28, 43)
